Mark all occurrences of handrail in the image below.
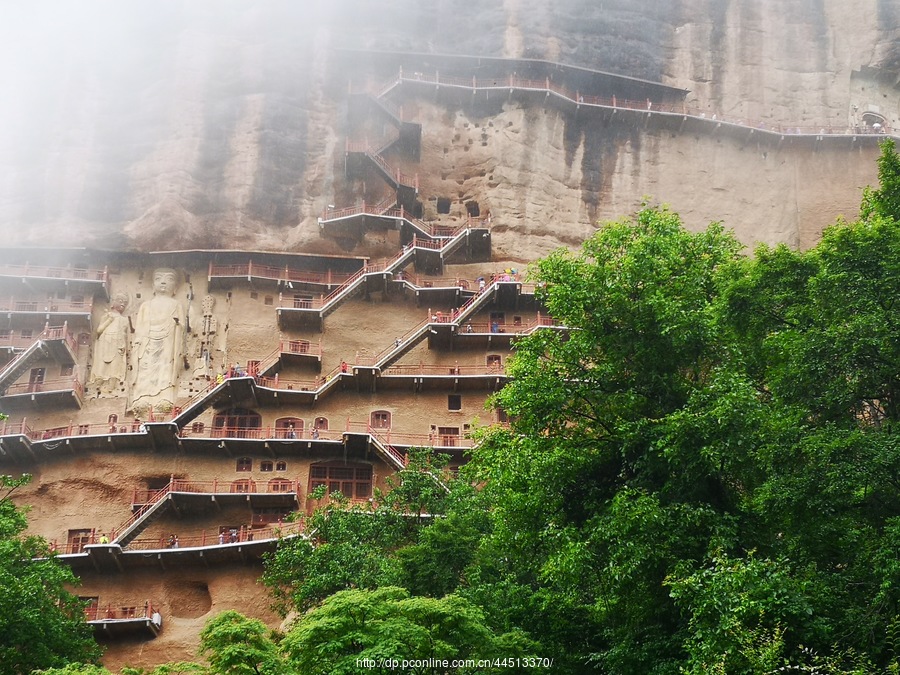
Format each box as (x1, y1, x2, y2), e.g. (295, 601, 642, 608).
(371, 93, 403, 122)
(171, 379, 220, 420)
(112, 484, 173, 541)
(0, 264, 108, 283)
(354, 316, 430, 367)
(252, 346, 282, 378)
(396, 70, 896, 139)
(84, 600, 158, 622)
(132, 478, 302, 504)
(320, 204, 482, 241)
(4, 375, 82, 397)
(123, 519, 305, 551)
(180, 424, 344, 441)
(0, 420, 34, 437)
(208, 262, 357, 287)
(2, 298, 93, 314)
(42, 323, 79, 355)
(381, 363, 506, 376)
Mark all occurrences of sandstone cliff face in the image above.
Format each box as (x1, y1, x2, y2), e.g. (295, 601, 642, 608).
(0, 0, 897, 255)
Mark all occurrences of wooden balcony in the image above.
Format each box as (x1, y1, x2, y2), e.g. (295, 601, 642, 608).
(0, 264, 109, 299)
(207, 260, 358, 292)
(0, 297, 93, 322)
(53, 521, 307, 572)
(84, 600, 161, 639)
(0, 375, 84, 411)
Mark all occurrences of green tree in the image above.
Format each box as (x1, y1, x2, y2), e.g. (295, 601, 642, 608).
(460, 182, 900, 671)
(198, 611, 284, 675)
(34, 666, 114, 675)
(861, 138, 900, 222)
(0, 475, 102, 675)
(459, 206, 745, 672)
(262, 448, 453, 613)
(281, 587, 534, 675)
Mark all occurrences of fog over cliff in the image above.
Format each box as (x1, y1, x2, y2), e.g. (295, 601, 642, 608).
(1, 0, 898, 255)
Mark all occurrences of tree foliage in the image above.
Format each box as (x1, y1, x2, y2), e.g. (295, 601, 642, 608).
(198, 611, 284, 675)
(282, 587, 534, 674)
(112, 141, 900, 675)
(0, 474, 102, 675)
(456, 149, 900, 672)
(261, 448, 458, 613)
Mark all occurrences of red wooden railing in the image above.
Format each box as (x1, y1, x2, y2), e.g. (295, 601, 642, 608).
(0, 263, 108, 283)
(124, 519, 305, 551)
(131, 478, 302, 505)
(5, 375, 83, 397)
(0, 323, 76, 354)
(180, 423, 343, 441)
(84, 600, 157, 622)
(208, 261, 357, 287)
(394, 70, 895, 138)
(381, 363, 506, 376)
(0, 298, 93, 314)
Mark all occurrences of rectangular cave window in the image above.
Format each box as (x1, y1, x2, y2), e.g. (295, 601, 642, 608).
(276, 461, 287, 472)
(236, 457, 252, 472)
(250, 292, 259, 300)
(371, 411, 391, 429)
(437, 427, 460, 447)
(264, 295, 274, 306)
(67, 529, 93, 554)
(448, 394, 462, 411)
(260, 461, 273, 472)
(436, 197, 451, 214)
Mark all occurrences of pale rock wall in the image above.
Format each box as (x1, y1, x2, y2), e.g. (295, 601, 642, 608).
(0, 0, 896, 255)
